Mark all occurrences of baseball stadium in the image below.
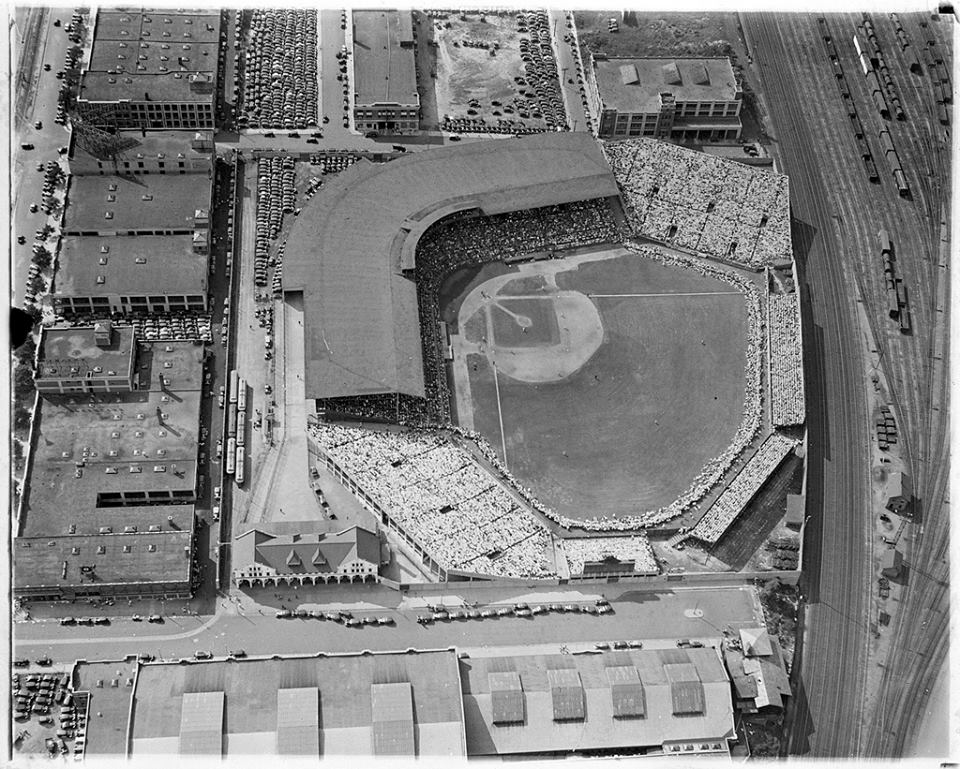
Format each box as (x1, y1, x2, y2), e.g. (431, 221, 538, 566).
(284, 133, 805, 581)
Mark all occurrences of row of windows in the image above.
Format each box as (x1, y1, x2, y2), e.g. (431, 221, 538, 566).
(56, 296, 206, 312)
(356, 109, 419, 118)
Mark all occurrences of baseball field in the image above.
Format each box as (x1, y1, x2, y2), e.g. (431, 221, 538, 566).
(442, 246, 749, 522)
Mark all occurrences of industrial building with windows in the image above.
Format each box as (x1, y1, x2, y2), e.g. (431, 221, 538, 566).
(14, 324, 204, 601)
(352, 10, 420, 135)
(77, 9, 221, 130)
(68, 130, 215, 176)
(55, 167, 212, 316)
(71, 645, 741, 758)
(587, 56, 743, 141)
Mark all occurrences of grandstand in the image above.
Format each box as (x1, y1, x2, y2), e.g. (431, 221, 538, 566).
(282, 133, 620, 408)
(603, 139, 792, 269)
(767, 291, 806, 427)
(687, 432, 799, 545)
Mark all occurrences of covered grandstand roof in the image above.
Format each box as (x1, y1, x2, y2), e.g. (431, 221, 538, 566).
(282, 133, 619, 401)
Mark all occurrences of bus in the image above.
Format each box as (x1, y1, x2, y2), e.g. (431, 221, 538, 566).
(235, 446, 245, 485)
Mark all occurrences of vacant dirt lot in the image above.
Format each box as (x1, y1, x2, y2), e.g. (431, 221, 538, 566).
(429, 11, 549, 130)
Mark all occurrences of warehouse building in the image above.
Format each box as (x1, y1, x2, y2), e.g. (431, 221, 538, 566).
(68, 130, 215, 176)
(121, 650, 467, 756)
(352, 10, 420, 135)
(723, 628, 792, 713)
(460, 647, 736, 757)
(77, 9, 221, 130)
(14, 328, 204, 601)
(232, 522, 381, 586)
(74, 646, 741, 757)
(587, 56, 743, 141)
(55, 172, 211, 315)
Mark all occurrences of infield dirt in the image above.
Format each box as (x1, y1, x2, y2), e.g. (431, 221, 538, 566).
(442, 246, 749, 521)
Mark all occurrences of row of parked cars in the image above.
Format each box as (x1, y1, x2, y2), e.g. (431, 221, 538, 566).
(58, 616, 112, 626)
(276, 608, 395, 627)
(418, 599, 612, 624)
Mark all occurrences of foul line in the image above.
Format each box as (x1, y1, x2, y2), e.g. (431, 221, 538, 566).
(588, 291, 742, 298)
(492, 362, 509, 471)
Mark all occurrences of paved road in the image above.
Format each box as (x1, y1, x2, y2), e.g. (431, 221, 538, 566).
(12, 7, 76, 309)
(14, 584, 763, 664)
(549, 9, 590, 132)
(744, 13, 873, 758)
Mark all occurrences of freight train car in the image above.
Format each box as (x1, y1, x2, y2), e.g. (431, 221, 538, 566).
(225, 437, 236, 475)
(235, 446, 246, 485)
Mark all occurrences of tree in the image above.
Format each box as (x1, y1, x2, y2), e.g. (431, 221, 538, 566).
(32, 247, 52, 271)
(14, 407, 31, 432)
(14, 364, 35, 401)
(14, 336, 36, 365)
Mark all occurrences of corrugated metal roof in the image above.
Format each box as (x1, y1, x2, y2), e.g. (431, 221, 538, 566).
(671, 681, 705, 715)
(489, 671, 525, 723)
(179, 691, 223, 755)
(276, 687, 319, 755)
(371, 682, 414, 755)
(606, 666, 646, 718)
(547, 670, 584, 722)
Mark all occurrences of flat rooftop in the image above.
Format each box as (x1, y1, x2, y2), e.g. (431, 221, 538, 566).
(14, 528, 194, 592)
(461, 647, 734, 755)
(74, 660, 142, 757)
(22, 340, 203, 536)
(37, 325, 136, 382)
(80, 9, 219, 103)
(282, 132, 620, 400)
(63, 175, 210, 234)
(56, 235, 207, 298)
(594, 57, 739, 113)
(69, 130, 214, 167)
(353, 10, 418, 107)
(127, 650, 466, 756)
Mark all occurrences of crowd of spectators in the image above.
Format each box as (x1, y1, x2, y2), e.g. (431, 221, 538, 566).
(444, 242, 764, 533)
(767, 291, 806, 427)
(414, 199, 621, 423)
(313, 423, 556, 579)
(255, 157, 295, 287)
(603, 139, 792, 269)
(562, 535, 659, 575)
(688, 432, 798, 545)
(239, 10, 318, 130)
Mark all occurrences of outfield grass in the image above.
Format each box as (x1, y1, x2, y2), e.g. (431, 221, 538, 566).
(452, 252, 748, 521)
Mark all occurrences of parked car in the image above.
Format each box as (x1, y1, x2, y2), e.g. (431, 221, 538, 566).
(59, 617, 75, 625)
(228, 649, 246, 658)
(17, 235, 26, 244)
(276, 609, 292, 619)
(29, 203, 39, 213)
(131, 615, 143, 622)
(93, 617, 109, 625)
(21, 143, 34, 151)
(594, 642, 611, 650)
(147, 615, 163, 623)
(137, 654, 155, 662)
(35, 120, 43, 129)
(193, 651, 213, 660)
(35, 658, 53, 666)
(377, 616, 394, 625)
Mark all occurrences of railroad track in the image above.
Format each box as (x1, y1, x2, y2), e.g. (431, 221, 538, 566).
(745, 12, 950, 756)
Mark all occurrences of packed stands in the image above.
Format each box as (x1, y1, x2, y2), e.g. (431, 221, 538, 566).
(313, 424, 556, 579)
(562, 535, 659, 575)
(413, 199, 622, 423)
(446, 242, 765, 533)
(767, 292, 806, 427)
(603, 139, 792, 269)
(689, 432, 798, 545)
(240, 10, 318, 129)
